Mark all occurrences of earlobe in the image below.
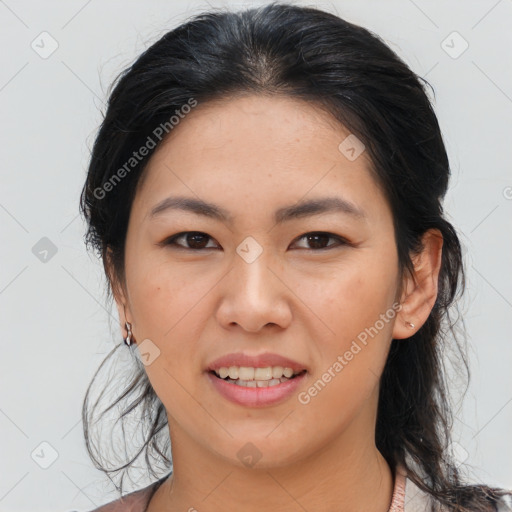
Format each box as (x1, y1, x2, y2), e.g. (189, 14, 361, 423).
(392, 229, 443, 340)
(105, 247, 136, 345)
(122, 307, 135, 347)
(113, 294, 137, 346)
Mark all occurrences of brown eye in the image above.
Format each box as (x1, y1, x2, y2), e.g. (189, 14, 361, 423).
(163, 232, 218, 250)
(292, 232, 347, 250)
(160, 231, 348, 252)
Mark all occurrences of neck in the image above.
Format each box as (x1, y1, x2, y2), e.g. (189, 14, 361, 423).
(148, 410, 394, 512)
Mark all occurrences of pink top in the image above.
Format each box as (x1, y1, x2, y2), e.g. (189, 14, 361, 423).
(86, 464, 411, 511)
(82, 463, 512, 511)
(387, 464, 407, 511)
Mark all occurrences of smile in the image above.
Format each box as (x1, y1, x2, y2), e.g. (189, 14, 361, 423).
(208, 367, 307, 407)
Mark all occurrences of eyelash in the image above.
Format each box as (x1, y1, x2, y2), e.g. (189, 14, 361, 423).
(160, 231, 349, 252)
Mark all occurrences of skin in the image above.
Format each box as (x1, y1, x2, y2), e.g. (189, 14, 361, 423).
(108, 94, 443, 512)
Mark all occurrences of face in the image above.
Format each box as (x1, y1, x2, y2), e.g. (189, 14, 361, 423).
(113, 94, 408, 469)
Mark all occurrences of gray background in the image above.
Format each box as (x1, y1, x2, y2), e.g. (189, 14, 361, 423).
(0, 0, 511, 510)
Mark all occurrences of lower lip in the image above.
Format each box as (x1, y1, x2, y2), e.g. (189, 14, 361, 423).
(206, 371, 307, 407)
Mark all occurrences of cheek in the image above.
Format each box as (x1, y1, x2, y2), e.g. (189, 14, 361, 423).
(127, 262, 205, 372)
(131, 259, 208, 332)
(308, 260, 396, 343)
(129, 264, 209, 408)
(304, 252, 398, 390)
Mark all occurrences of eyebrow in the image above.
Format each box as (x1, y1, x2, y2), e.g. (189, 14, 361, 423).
(148, 195, 366, 224)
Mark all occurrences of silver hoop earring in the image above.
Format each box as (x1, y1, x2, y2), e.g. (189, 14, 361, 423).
(124, 321, 133, 346)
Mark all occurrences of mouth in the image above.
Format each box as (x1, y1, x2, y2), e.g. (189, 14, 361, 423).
(205, 352, 309, 406)
(209, 366, 308, 388)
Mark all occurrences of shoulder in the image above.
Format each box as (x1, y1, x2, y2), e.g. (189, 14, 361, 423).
(82, 481, 158, 512)
(79, 472, 172, 512)
(403, 475, 445, 511)
(403, 474, 512, 512)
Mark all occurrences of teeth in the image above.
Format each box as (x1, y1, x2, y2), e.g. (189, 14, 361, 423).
(272, 366, 283, 378)
(239, 367, 255, 380)
(225, 377, 290, 387)
(254, 367, 273, 380)
(283, 367, 294, 378)
(214, 366, 301, 381)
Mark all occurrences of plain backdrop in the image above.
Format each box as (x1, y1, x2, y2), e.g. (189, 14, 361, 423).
(1, 0, 511, 510)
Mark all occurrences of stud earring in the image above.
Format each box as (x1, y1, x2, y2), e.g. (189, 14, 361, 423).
(124, 321, 133, 346)
(405, 321, 415, 329)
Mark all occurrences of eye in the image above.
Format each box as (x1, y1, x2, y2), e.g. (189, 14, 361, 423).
(160, 231, 348, 251)
(292, 232, 348, 250)
(161, 231, 219, 250)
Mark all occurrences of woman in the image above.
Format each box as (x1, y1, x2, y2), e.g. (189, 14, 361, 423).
(79, 3, 512, 511)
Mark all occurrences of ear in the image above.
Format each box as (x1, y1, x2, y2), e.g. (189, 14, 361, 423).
(392, 228, 443, 339)
(105, 247, 136, 343)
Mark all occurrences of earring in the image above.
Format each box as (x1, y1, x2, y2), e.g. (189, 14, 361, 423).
(124, 321, 133, 346)
(405, 321, 415, 329)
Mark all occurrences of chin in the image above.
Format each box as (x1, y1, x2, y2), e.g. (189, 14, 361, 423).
(208, 434, 314, 471)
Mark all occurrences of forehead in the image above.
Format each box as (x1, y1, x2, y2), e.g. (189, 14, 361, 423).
(157, 94, 353, 152)
(132, 94, 388, 225)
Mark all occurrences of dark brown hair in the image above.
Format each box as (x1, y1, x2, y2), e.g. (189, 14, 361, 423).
(79, 3, 511, 510)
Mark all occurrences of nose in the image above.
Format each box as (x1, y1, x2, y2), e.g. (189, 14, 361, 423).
(215, 245, 292, 333)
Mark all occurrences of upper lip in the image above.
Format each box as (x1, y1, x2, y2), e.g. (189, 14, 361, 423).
(207, 352, 307, 373)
